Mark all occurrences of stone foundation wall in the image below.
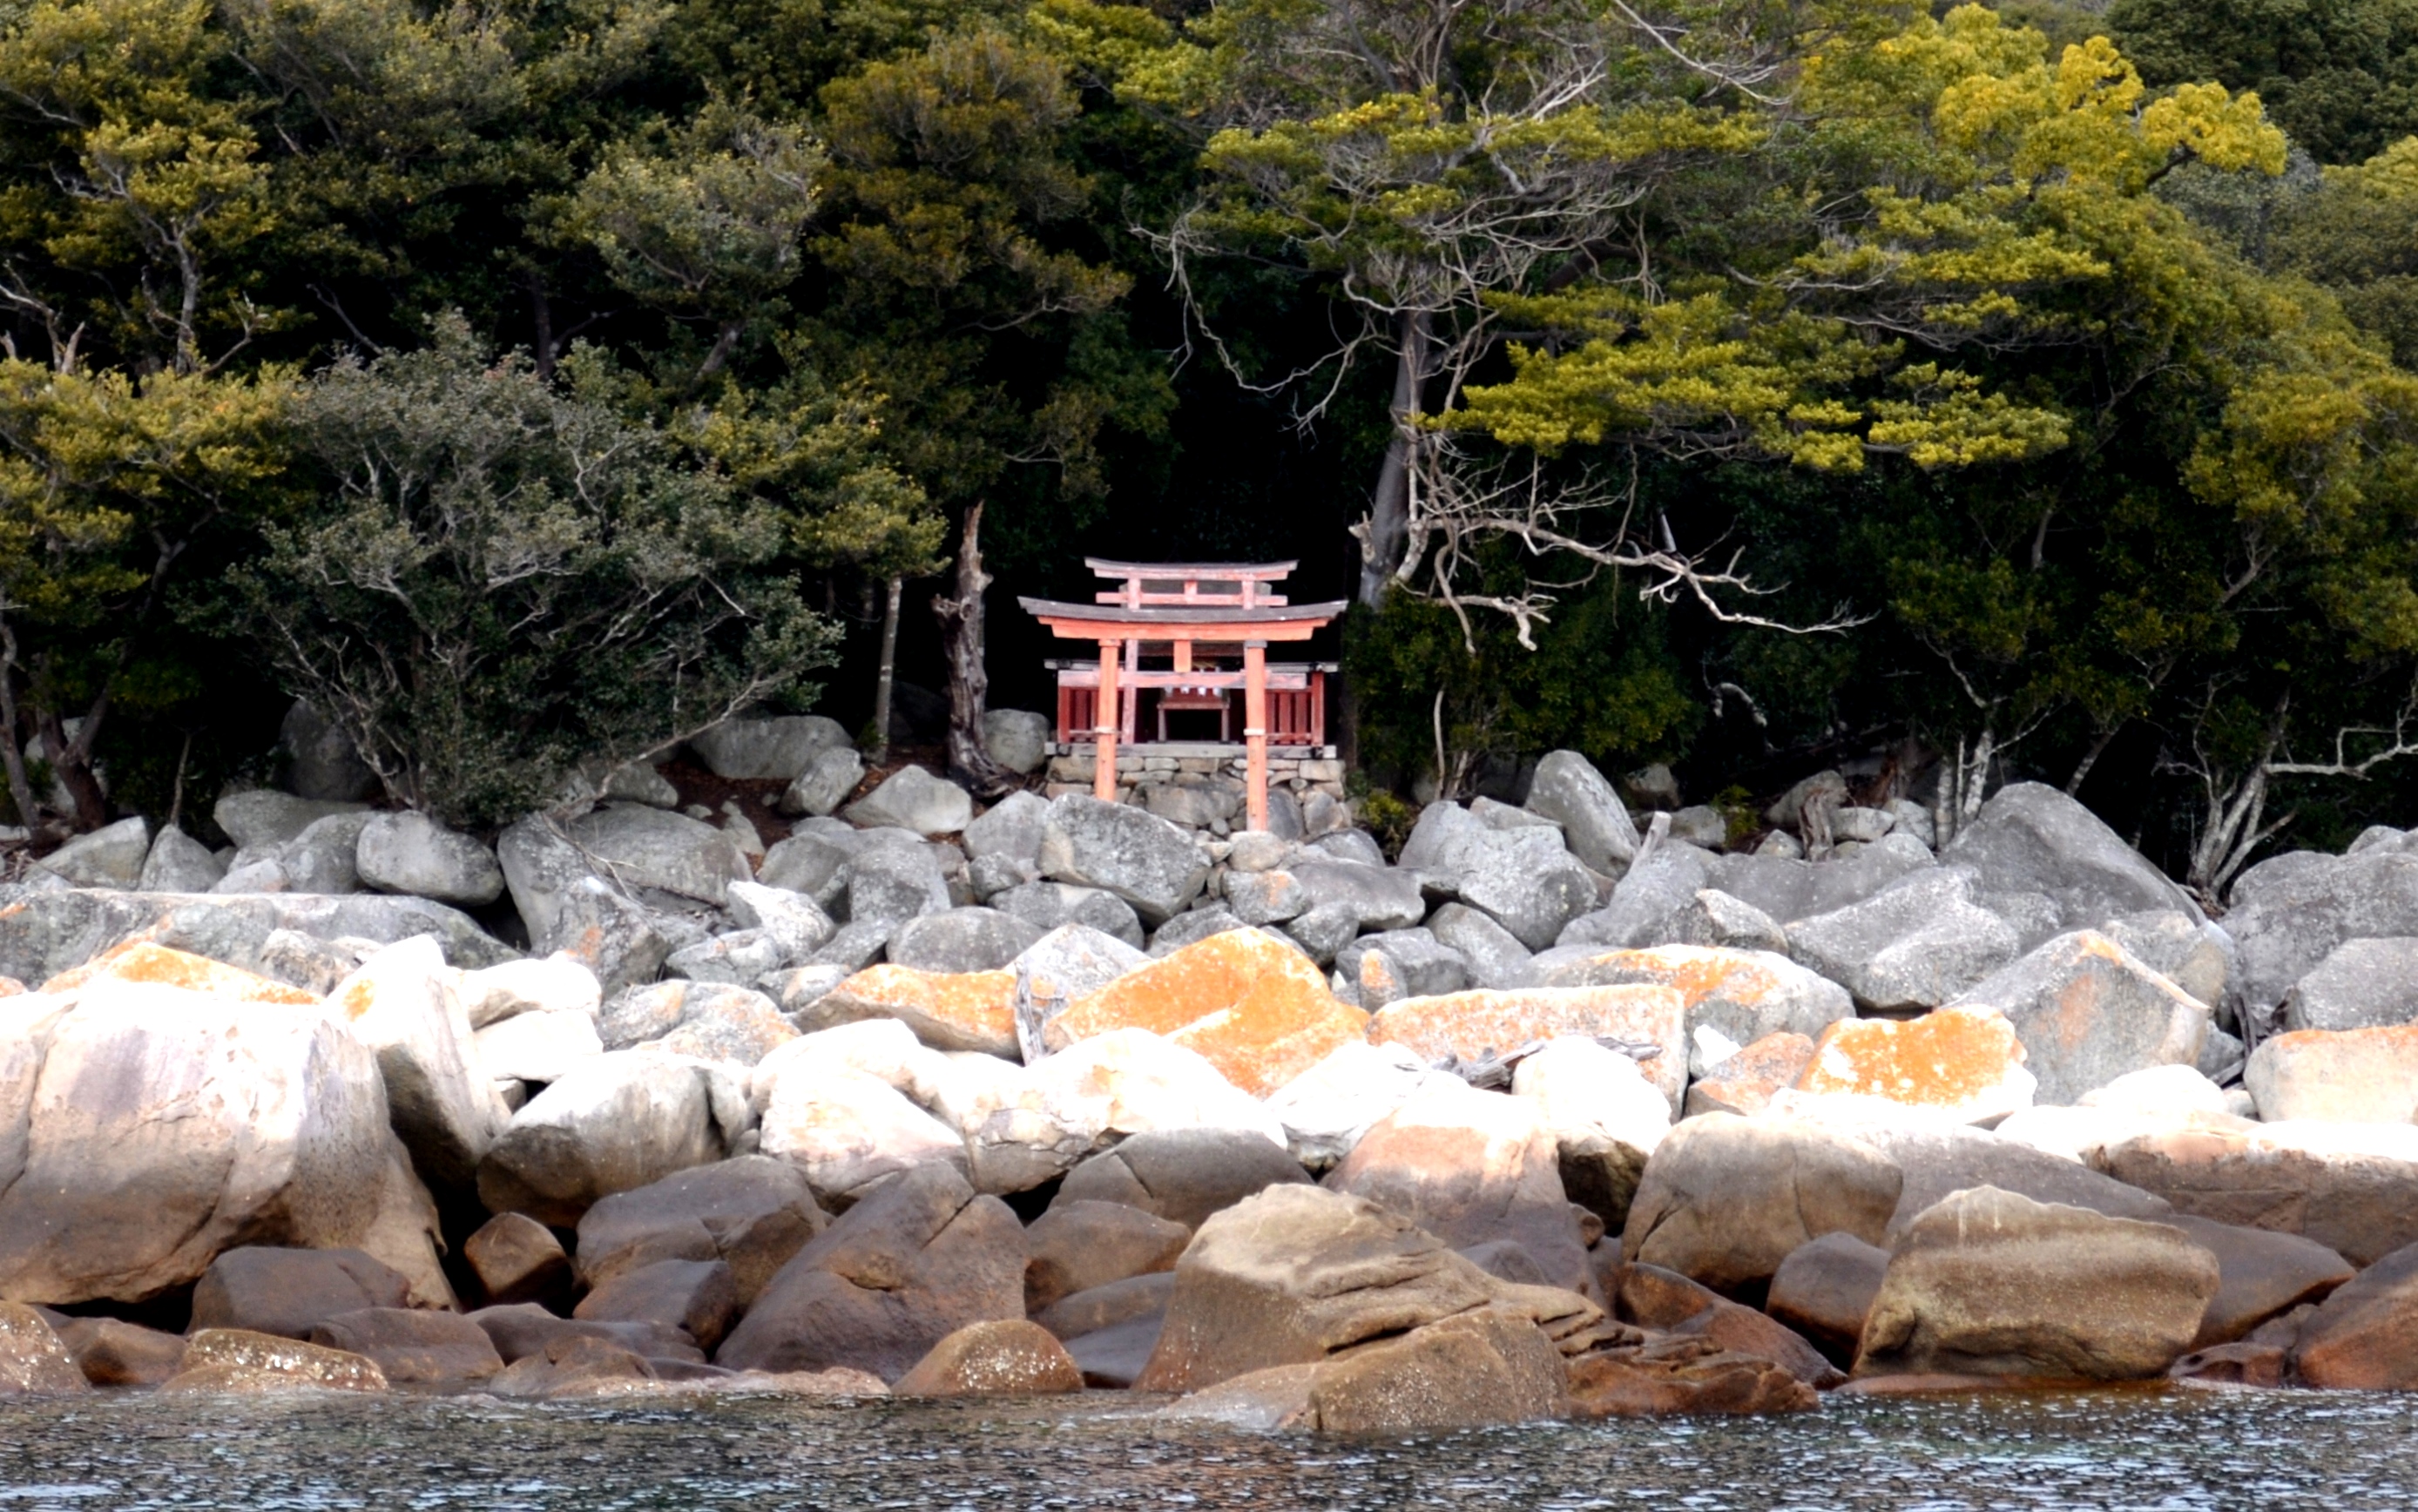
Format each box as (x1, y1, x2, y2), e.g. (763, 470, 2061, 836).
(1040, 750, 1352, 837)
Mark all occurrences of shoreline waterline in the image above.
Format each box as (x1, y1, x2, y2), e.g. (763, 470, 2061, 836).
(4, 1384, 2412, 1509)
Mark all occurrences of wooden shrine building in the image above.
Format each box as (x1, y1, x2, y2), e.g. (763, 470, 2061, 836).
(1018, 560, 1346, 831)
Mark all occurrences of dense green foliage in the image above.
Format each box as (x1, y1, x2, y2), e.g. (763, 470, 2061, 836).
(215, 321, 841, 826)
(0, 0, 2409, 892)
(2110, 0, 2418, 164)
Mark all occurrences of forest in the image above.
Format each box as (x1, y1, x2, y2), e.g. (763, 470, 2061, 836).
(1, 0, 2415, 900)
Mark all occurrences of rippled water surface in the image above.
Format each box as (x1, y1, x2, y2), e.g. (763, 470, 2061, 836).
(3, 1387, 2414, 1510)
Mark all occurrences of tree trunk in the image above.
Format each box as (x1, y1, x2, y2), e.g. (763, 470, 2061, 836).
(0, 614, 40, 831)
(36, 703, 106, 831)
(933, 503, 1019, 798)
(1933, 728, 1995, 849)
(1357, 309, 1431, 607)
(870, 574, 903, 764)
(2066, 724, 2120, 795)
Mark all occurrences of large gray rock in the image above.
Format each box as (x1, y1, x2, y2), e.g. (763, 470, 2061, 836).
(2246, 1025, 2418, 1123)
(1056, 1127, 1311, 1229)
(1023, 1201, 1190, 1315)
(1537, 944, 1852, 1073)
(281, 699, 378, 801)
(664, 929, 788, 986)
(1037, 796, 1208, 926)
(888, 907, 1044, 973)
(270, 811, 376, 894)
(600, 980, 795, 1065)
(1010, 925, 1148, 1055)
(780, 746, 866, 819)
(1289, 855, 1424, 933)
(1133, 1183, 1559, 1394)
(962, 791, 1052, 867)
(567, 805, 751, 906)
(1426, 902, 1535, 989)
(811, 920, 893, 972)
(1305, 828, 1385, 866)
(2282, 936, 2418, 1032)
(1665, 805, 1728, 848)
(2095, 1119, 2418, 1266)
(1454, 827, 1599, 950)
(1396, 800, 1489, 877)
(1702, 840, 1936, 927)
(844, 766, 973, 837)
(688, 715, 850, 781)
(496, 816, 593, 945)
(541, 879, 672, 994)
(476, 1050, 749, 1226)
(213, 790, 369, 851)
(472, 1006, 602, 1082)
(1142, 777, 1242, 830)
(466, 1301, 704, 1367)
(714, 1161, 1026, 1382)
(1510, 1035, 1670, 1233)
(725, 881, 835, 961)
(35, 817, 149, 889)
(993, 881, 1144, 948)
(758, 831, 853, 915)
(1854, 1185, 2218, 1380)
(1667, 888, 1789, 953)
(1262, 1042, 1466, 1172)
(595, 760, 680, 808)
(1281, 901, 1360, 966)
(1334, 928, 1469, 1009)
(1947, 930, 2212, 1104)
(1941, 782, 2201, 933)
(759, 1063, 969, 1201)
(1620, 1113, 1899, 1296)
(311, 1306, 505, 1384)
(1145, 907, 1251, 956)
(847, 840, 952, 928)
(1222, 866, 1312, 926)
(2104, 910, 2233, 1011)
(0, 888, 514, 987)
(1786, 868, 2022, 1012)
(1556, 839, 1711, 949)
(356, 1133, 458, 1312)
(137, 827, 225, 894)
(574, 1155, 825, 1306)
(1523, 751, 1640, 876)
(1323, 1083, 1592, 1295)
(1845, 1121, 2176, 1236)
(982, 710, 1051, 776)
(0, 984, 390, 1305)
(328, 935, 509, 1190)
(2226, 845, 2418, 1016)
(1468, 799, 1554, 835)
(355, 812, 505, 907)
(190, 1246, 412, 1340)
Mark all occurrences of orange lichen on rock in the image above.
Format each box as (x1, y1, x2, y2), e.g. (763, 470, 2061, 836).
(1795, 1004, 2034, 1122)
(1550, 945, 1792, 1006)
(1366, 985, 1687, 1110)
(1686, 1031, 1819, 1117)
(810, 964, 1021, 1058)
(1046, 929, 1367, 1097)
(40, 942, 320, 1004)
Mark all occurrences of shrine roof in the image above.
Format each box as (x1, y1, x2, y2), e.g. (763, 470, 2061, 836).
(1017, 596, 1347, 625)
(1084, 558, 1298, 578)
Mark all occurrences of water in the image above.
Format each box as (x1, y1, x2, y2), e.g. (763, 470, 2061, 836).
(3, 1387, 2414, 1510)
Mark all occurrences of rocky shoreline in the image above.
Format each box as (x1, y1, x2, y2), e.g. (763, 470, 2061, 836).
(4, 725, 2418, 1423)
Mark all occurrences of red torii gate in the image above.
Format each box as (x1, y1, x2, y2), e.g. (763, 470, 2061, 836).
(1019, 560, 1345, 832)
